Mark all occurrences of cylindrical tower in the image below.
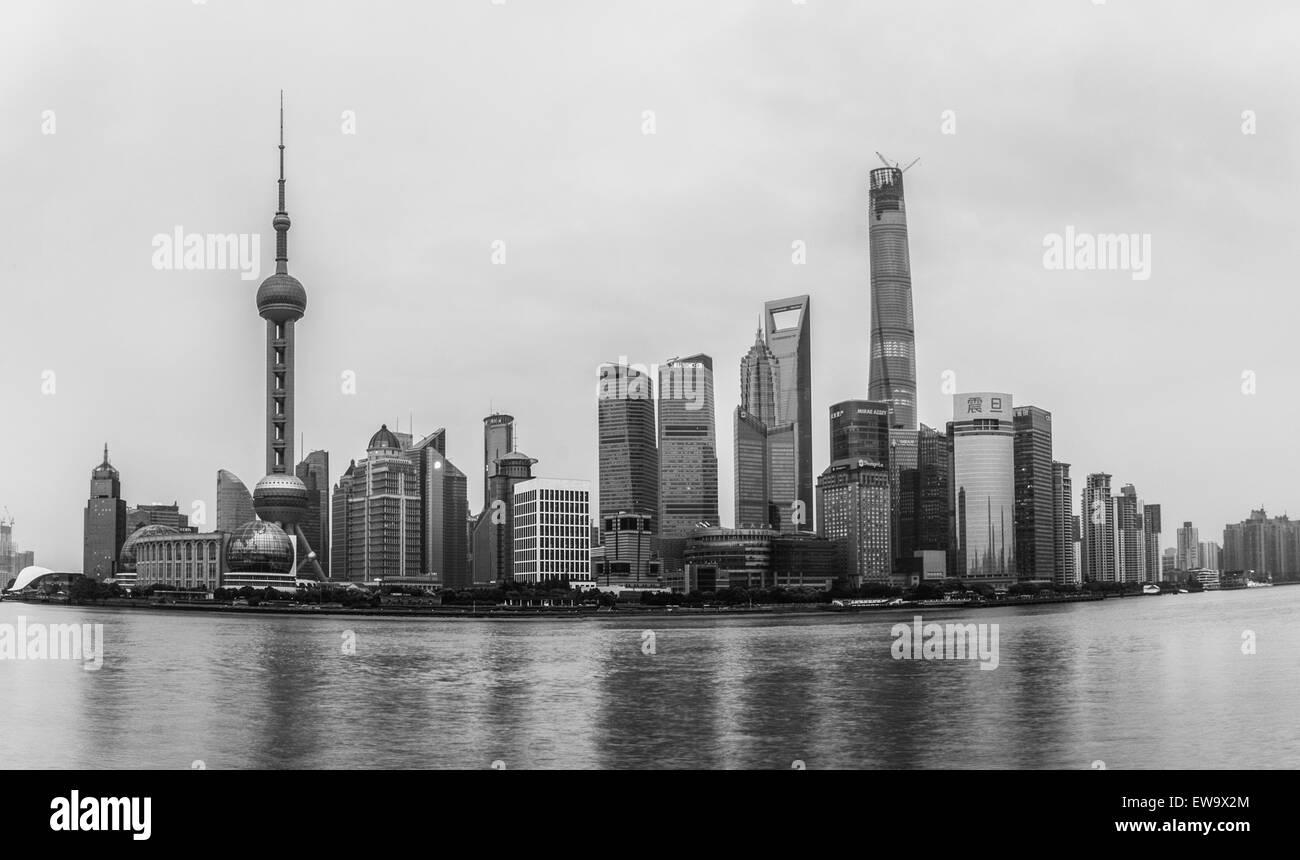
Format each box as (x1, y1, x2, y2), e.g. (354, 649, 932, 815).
(867, 166, 917, 431)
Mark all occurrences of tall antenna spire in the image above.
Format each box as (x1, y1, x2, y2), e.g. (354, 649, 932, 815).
(274, 90, 291, 275)
(103, 443, 109, 465)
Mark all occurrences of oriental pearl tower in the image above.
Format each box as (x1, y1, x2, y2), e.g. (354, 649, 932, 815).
(250, 93, 324, 579)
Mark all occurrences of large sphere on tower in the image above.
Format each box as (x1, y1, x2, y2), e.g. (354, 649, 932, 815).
(256, 272, 307, 322)
(252, 473, 309, 525)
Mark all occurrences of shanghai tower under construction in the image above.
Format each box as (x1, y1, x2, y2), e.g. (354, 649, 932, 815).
(866, 161, 918, 431)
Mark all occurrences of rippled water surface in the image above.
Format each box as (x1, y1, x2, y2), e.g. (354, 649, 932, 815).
(2, 588, 1297, 769)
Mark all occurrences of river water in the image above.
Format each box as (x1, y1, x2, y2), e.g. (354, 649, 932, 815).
(1, 587, 1296, 769)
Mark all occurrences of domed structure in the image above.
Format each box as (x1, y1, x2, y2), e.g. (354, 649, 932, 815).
(119, 524, 181, 572)
(367, 424, 402, 453)
(256, 271, 307, 322)
(252, 473, 309, 525)
(226, 520, 295, 574)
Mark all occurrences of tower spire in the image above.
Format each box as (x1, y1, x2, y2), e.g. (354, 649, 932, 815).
(274, 90, 290, 275)
(103, 443, 109, 465)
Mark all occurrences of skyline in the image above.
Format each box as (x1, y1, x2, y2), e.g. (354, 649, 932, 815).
(4, 2, 1300, 571)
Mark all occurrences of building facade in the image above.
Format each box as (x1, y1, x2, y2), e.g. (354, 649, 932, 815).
(482, 413, 514, 512)
(83, 445, 127, 580)
(764, 296, 813, 529)
(1080, 473, 1116, 582)
(408, 430, 469, 589)
(330, 425, 421, 582)
(1114, 484, 1147, 583)
(512, 478, 592, 584)
(1051, 461, 1077, 586)
(1176, 521, 1200, 571)
(866, 165, 918, 431)
(598, 361, 660, 518)
(1013, 406, 1054, 580)
(295, 450, 329, 575)
(471, 450, 537, 584)
(216, 470, 255, 534)
(1223, 509, 1300, 582)
(817, 458, 891, 585)
(950, 393, 1016, 583)
(657, 355, 719, 572)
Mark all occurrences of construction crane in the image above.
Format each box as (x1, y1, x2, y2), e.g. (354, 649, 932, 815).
(875, 151, 920, 173)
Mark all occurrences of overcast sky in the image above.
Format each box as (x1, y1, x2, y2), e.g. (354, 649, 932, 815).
(2, 1, 1297, 571)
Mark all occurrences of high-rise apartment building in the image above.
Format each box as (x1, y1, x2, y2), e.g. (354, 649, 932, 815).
(1080, 473, 1116, 582)
(1114, 484, 1146, 583)
(1176, 522, 1200, 571)
(1051, 461, 1076, 586)
(1142, 503, 1162, 584)
(1223, 509, 1300, 581)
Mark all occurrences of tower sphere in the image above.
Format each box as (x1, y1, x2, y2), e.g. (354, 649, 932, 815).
(252, 473, 309, 525)
(256, 272, 306, 322)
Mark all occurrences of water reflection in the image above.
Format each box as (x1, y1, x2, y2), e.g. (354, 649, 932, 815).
(2, 588, 1298, 769)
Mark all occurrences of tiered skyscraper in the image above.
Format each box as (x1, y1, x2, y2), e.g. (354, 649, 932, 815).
(331, 425, 421, 581)
(734, 297, 812, 533)
(83, 444, 126, 579)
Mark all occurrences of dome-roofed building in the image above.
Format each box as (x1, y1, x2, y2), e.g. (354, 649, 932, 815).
(367, 424, 402, 454)
(119, 524, 182, 573)
(330, 428, 420, 581)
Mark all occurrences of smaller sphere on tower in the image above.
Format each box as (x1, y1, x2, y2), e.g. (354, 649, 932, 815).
(252, 473, 309, 526)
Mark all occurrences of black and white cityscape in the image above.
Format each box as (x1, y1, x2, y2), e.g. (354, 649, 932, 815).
(2, 1, 1298, 788)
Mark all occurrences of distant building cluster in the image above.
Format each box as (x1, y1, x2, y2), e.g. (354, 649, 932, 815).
(66, 122, 1298, 597)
